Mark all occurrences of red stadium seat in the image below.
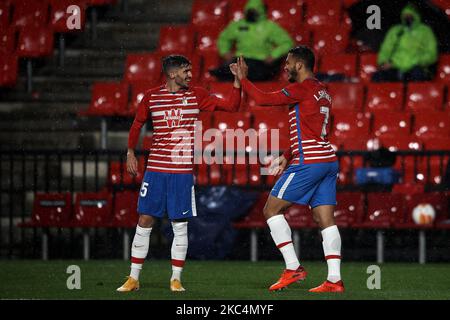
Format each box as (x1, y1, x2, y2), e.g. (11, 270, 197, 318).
(290, 29, 311, 46)
(73, 192, 113, 227)
(50, 0, 87, 33)
(213, 111, 252, 134)
(200, 51, 220, 82)
(0, 2, 11, 30)
(372, 111, 411, 138)
(0, 53, 18, 87)
(405, 82, 444, 112)
(305, 0, 341, 29)
(320, 54, 357, 78)
(343, 0, 360, 7)
(375, 136, 422, 152)
(196, 28, 221, 54)
(191, 0, 227, 30)
(158, 25, 194, 56)
(210, 111, 252, 164)
(221, 155, 246, 185)
(128, 81, 156, 116)
(414, 111, 450, 139)
(85, 0, 118, 5)
(436, 54, 450, 83)
(362, 193, 405, 228)
(221, 158, 266, 186)
(195, 163, 221, 186)
(285, 204, 315, 228)
(30, 193, 72, 227)
(331, 111, 371, 139)
(109, 161, 143, 186)
(252, 110, 290, 151)
(0, 27, 16, 54)
(312, 27, 349, 55)
(332, 135, 370, 150)
(233, 192, 268, 229)
(415, 156, 449, 185)
(266, 0, 303, 34)
(12, 1, 49, 28)
(365, 83, 404, 111)
(335, 192, 365, 227)
(400, 154, 448, 185)
(124, 53, 162, 84)
(359, 53, 378, 83)
(421, 137, 449, 150)
(228, 0, 247, 22)
(17, 26, 54, 58)
(337, 157, 365, 185)
(392, 183, 425, 195)
(85, 82, 129, 116)
(112, 191, 139, 228)
(326, 83, 363, 111)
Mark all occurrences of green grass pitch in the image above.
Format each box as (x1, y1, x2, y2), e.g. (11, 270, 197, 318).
(1, 260, 449, 300)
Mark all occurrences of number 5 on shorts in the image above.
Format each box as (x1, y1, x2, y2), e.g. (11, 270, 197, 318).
(140, 182, 149, 197)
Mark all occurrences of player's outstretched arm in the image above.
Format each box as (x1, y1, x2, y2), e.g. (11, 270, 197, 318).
(195, 65, 242, 112)
(236, 56, 296, 106)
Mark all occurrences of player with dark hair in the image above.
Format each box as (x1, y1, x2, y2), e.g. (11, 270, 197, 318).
(235, 46, 344, 293)
(117, 55, 241, 292)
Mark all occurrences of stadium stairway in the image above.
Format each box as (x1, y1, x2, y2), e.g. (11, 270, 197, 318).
(0, 0, 193, 150)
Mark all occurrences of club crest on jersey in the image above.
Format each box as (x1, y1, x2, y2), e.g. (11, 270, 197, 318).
(181, 96, 188, 105)
(164, 109, 183, 128)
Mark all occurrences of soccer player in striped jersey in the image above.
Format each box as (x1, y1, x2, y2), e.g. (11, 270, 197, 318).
(117, 55, 241, 292)
(235, 46, 344, 293)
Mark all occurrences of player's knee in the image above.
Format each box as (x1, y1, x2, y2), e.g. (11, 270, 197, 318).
(138, 215, 154, 228)
(172, 221, 188, 236)
(263, 204, 278, 219)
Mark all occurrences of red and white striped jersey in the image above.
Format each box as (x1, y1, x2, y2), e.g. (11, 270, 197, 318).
(128, 84, 241, 174)
(283, 79, 336, 165)
(241, 78, 337, 165)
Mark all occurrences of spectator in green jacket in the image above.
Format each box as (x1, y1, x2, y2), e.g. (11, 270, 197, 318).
(209, 0, 294, 81)
(372, 3, 438, 82)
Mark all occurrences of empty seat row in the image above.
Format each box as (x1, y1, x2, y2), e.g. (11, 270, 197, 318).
(24, 188, 449, 231)
(159, 24, 351, 58)
(21, 190, 138, 229)
(0, 0, 117, 87)
(234, 191, 449, 230)
(1, 0, 115, 30)
(332, 110, 450, 141)
(191, 0, 351, 32)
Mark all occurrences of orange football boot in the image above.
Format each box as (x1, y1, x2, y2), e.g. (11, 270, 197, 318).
(269, 266, 307, 291)
(309, 280, 345, 293)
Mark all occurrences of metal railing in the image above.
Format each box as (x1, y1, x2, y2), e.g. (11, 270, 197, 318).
(0, 149, 449, 259)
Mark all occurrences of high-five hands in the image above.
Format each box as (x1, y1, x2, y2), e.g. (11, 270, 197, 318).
(229, 62, 241, 88)
(236, 56, 248, 81)
(229, 63, 238, 76)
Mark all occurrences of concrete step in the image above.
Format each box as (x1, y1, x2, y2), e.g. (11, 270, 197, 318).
(71, 21, 161, 50)
(103, 0, 193, 23)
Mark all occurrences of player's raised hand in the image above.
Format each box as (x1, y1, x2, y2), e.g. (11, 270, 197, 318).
(269, 155, 287, 176)
(229, 63, 238, 76)
(126, 149, 138, 176)
(236, 56, 248, 80)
